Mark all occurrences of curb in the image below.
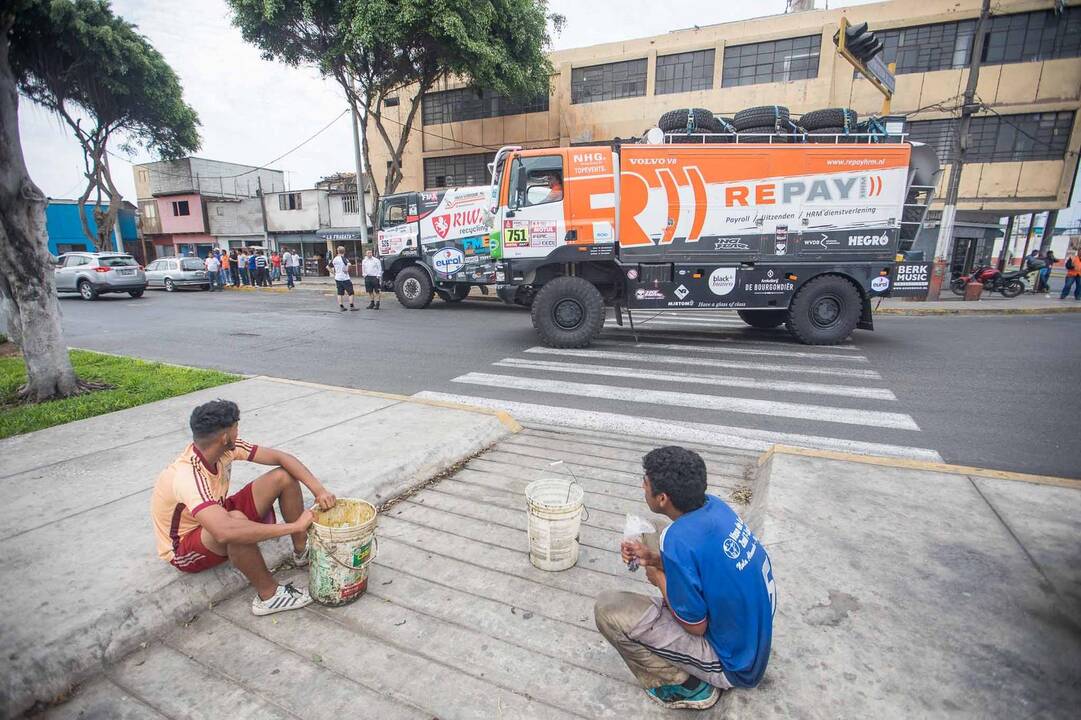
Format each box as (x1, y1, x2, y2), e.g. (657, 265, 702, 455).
(874, 304, 1081, 317)
(249, 375, 522, 433)
(223, 285, 291, 294)
(757, 444, 1081, 490)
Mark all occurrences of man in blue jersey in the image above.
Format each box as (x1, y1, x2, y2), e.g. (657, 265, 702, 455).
(595, 446, 776, 710)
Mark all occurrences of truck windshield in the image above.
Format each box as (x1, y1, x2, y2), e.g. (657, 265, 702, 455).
(381, 198, 408, 227)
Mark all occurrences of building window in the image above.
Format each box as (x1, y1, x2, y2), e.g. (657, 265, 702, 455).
(423, 152, 495, 189)
(879, 10, 1081, 75)
(215, 206, 224, 216)
(171, 200, 190, 216)
(907, 111, 1074, 164)
(878, 20, 974, 73)
(384, 96, 400, 108)
(278, 192, 302, 211)
(571, 59, 647, 104)
(656, 49, 715, 95)
(140, 201, 157, 219)
(137, 169, 149, 183)
(982, 10, 1081, 65)
(342, 194, 359, 214)
(722, 35, 820, 88)
(422, 87, 549, 125)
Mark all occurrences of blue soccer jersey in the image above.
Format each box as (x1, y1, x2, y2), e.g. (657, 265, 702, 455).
(660, 495, 776, 687)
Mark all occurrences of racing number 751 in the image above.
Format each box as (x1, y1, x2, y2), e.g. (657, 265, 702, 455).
(761, 555, 776, 617)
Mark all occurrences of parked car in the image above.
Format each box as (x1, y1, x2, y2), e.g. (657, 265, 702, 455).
(144, 257, 210, 291)
(54, 252, 147, 300)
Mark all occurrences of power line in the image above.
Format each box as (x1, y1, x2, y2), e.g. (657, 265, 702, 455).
(109, 109, 350, 181)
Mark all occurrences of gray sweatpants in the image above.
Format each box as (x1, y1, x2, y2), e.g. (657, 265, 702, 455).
(593, 521, 732, 690)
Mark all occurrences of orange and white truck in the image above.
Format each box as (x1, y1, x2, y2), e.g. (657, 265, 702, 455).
(487, 135, 938, 346)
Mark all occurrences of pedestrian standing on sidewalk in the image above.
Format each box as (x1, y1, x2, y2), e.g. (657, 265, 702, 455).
(229, 250, 240, 286)
(1038, 249, 1056, 294)
(250, 251, 262, 286)
(150, 400, 339, 616)
(361, 249, 383, 310)
(237, 250, 249, 285)
(328, 245, 357, 311)
(281, 248, 294, 289)
(1061, 248, 1081, 300)
(595, 446, 775, 711)
(271, 251, 282, 282)
(220, 250, 232, 289)
(293, 249, 303, 282)
(205, 252, 221, 292)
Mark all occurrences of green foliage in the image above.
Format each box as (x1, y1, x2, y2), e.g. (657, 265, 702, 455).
(0, 350, 238, 438)
(8, 0, 200, 159)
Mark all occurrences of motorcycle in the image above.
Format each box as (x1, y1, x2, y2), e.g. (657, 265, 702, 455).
(949, 265, 1032, 298)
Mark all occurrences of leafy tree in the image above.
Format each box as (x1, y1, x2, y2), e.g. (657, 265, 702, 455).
(0, 0, 200, 402)
(13, 0, 200, 250)
(228, 0, 561, 225)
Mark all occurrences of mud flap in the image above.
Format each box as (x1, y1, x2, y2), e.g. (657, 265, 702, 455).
(857, 297, 874, 331)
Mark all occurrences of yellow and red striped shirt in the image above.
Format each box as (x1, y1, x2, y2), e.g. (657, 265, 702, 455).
(150, 439, 257, 561)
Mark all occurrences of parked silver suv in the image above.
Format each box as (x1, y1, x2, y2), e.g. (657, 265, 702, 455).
(54, 252, 147, 300)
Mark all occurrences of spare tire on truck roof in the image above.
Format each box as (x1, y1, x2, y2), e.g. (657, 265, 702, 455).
(732, 105, 790, 131)
(658, 108, 716, 132)
(798, 108, 858, 131)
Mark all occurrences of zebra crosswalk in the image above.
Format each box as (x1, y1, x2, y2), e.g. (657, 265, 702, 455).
(415, 310, 943, 462)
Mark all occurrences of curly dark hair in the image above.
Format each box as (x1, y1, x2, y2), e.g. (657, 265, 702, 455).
(643, 446, 707, 513)
(190, 399, 240, 440)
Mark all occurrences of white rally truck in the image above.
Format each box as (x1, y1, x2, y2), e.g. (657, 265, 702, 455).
(375, 186, 498, 308)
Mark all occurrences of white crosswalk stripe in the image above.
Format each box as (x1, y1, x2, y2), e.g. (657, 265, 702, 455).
(452, 372, 920, 429)
(524, 346, 882, 379)
(491, 357, 898, 400)
(414, 393, 942, 462)
(413, 323, 941, 462)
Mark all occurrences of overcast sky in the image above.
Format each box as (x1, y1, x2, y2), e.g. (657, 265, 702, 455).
(16, 0, 1078, 225)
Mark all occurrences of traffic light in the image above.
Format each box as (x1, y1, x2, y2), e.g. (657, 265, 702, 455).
(834, 16, 895, 100)
(839, 21, 884, 63)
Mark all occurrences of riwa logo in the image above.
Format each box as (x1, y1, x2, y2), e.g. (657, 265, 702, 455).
(432, 209, 484, 239)
(847, 232, 891, 247)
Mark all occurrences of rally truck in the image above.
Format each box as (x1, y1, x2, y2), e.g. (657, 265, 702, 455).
(487, 128, 939, 346)
(375, 185, 498, 308)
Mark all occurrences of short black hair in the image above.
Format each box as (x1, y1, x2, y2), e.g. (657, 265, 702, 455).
(643, 446, 707, 513)
(190, 399, 240, 440)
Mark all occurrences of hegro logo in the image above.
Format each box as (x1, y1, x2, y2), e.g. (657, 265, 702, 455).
(847, 232, 891, 247)
(708, 267, 737, 296)
(432, 247, 464, 275)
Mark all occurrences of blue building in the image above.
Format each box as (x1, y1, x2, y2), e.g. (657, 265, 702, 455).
(45, 199, 139, 256)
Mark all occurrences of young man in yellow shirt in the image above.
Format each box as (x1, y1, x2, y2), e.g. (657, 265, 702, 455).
(150, 399, 337, 615)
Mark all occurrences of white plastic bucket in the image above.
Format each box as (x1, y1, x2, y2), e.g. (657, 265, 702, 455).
(525, 478, 585, 571)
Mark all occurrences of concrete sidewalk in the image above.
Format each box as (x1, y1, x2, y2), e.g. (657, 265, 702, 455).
(875, 292, 1081, 315)
(0, 377, 516, 716)
(729, 447, 1081, 718)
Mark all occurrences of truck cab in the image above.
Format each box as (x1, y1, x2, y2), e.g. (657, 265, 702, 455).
(375, 186, 498, 308)
(488, 133, 938, 347)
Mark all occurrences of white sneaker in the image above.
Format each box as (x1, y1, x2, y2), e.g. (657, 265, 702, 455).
(292, 546, 309, 567)
(251, 583, 312, 616)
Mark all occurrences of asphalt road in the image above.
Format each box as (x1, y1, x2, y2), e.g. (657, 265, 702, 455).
(51, 286, 1081, 478)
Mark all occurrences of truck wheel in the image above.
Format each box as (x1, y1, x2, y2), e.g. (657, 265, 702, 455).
(785, 275, 861, 345)
(798, 108, 858, 131)
(733, 105, 790, 131)
(737, 309, 787, 329)
(658, 108, 715, 132)
(441, 284, 470, 303)
(531, 276, 605, 348)
(395, 266, 433, 309)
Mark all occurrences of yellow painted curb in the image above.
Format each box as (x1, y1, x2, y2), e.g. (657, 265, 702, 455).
(249, 376, 522, 433)
(223, 286, 290, 294)
(874, 305, 1081, 317)
(758, 444, 1081, 490)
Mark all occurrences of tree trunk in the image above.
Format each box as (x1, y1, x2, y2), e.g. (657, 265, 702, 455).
(0, 18, 82, 402)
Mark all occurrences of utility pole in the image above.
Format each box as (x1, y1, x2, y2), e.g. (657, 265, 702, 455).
(996, 215, 1015, 271)
(257, 176, 271, 250)
(929, 0, 991, 299)
(349, 76, 370, 248)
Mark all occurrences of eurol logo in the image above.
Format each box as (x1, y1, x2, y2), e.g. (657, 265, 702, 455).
(432, 247, 464, 275)
(432, 208, 485, 239)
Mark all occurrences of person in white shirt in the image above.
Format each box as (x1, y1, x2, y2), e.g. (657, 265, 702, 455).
(205, 253, 222, 292)
(361, 250, 383, 310)
(281, 249, 295, 289)
(327, 246, 356, 311)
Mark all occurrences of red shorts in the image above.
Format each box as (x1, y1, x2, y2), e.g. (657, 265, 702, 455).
(170, 481, 276, 573)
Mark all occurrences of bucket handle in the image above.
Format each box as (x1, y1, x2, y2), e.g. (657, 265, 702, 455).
(309, 533, 379, 572)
